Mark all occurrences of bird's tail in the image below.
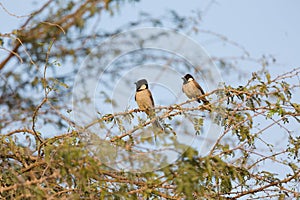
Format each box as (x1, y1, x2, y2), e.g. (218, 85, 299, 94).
(203, 98, 209, 105)
(197, 97, 209, 105)
(198, 98, 211, 111)
(147, 110, 164, 132)
(153, 119, 163, 131)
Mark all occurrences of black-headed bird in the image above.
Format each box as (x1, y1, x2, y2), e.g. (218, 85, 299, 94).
(135, 79, 163, 130)
(182, 74, 210, 105)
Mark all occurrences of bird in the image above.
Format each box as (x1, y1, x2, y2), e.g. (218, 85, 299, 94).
(182, 74, 210, 105)
(134, 79, 163, 130)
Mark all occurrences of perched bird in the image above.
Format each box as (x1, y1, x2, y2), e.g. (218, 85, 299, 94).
(182, 74, 209, 105)
(135, 79, 163, 130)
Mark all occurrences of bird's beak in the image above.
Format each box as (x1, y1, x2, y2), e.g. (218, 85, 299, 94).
(181, 77, 185, 80)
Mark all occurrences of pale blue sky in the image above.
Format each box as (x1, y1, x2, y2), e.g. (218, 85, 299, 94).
(102, 0, 300, 69)
(1, 0, 299, 77)
(3, 0, 297, 85)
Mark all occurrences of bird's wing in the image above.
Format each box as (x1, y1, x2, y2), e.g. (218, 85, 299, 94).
(145, 89, 155, 117)
(194, 81, 210, 105)
(147, 89, 155, 107)
(194, 81, 205, 95)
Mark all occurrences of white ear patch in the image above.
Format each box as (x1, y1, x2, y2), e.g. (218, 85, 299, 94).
(188, 78, 193, 82)
(139, 84, 147, 90)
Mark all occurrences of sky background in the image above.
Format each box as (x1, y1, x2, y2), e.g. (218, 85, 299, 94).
(1, 0, 300, 70)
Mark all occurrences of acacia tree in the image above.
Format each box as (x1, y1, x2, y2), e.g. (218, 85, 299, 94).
(0, 0, 299, 199)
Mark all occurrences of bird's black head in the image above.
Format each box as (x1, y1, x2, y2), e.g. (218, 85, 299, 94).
(135, 79, 148, 91)
(182, 74, 194, 83)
